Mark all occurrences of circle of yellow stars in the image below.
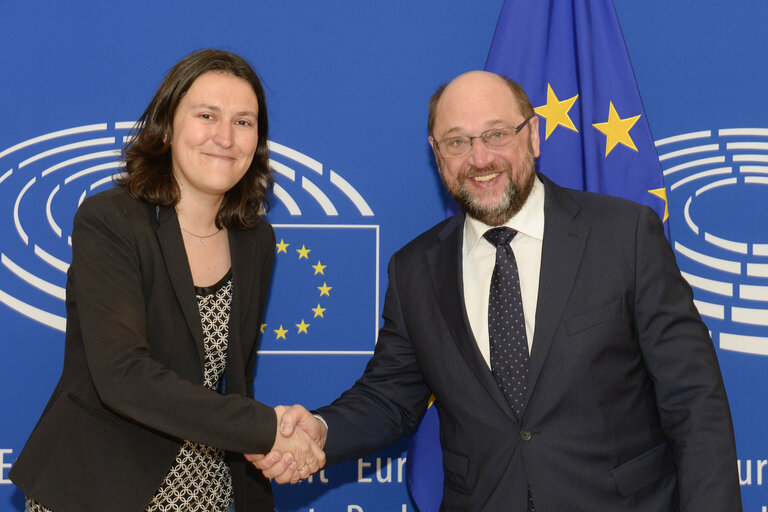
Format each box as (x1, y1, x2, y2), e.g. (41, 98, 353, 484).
(260, 238, 332, 341)
(533, 82, 667, 222)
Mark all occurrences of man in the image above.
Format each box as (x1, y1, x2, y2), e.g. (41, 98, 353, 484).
(253, 71, 742, 511)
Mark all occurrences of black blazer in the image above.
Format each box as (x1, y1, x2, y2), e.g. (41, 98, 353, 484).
(11, 187, 277, 512)
(317, 175, 742, 511)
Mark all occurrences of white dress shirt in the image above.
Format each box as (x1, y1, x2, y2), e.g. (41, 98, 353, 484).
(462, 176, 545, 367)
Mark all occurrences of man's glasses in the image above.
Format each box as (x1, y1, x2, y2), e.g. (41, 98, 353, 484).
(434, 116, 534, 158)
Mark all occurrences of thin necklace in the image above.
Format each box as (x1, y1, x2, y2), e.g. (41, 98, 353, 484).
(179, 225, 222, 244)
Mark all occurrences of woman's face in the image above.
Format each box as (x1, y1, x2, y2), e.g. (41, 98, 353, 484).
(170, 71, 259, 203)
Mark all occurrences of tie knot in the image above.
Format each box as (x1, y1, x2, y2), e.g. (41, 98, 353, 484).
(483, 227, 517, 247)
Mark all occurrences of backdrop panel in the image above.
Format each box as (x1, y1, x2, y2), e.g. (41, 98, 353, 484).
(1, 1, 766, 511)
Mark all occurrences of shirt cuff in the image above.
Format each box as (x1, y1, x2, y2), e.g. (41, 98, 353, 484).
(313, 414, 328, 430)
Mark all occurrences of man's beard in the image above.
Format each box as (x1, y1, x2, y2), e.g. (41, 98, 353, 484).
(443, 149, 536, 226)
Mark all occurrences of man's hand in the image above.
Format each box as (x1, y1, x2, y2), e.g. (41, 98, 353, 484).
(245, 405, 328, 484)
(277, 404, 328, 447)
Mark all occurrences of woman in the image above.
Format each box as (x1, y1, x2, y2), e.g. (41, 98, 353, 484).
(10, 49, 322, 512)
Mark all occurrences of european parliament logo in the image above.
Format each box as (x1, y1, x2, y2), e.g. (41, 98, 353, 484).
(659, 128, 768, 356)
(0, 123, 128, 332)
(264, 142, 378, 355)
(0, 123, 378, 356)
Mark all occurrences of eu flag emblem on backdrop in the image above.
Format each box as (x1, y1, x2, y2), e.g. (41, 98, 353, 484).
(406, 1, 667, 510)
(260, 225, 378, 352)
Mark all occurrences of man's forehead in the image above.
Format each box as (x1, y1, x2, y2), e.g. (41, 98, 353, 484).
(434, 74, 522, 133)
(445, 70, 509, 92)
(441, 119, 510, 137)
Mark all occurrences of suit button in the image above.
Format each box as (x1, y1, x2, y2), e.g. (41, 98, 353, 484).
(520, 430, 532, 441)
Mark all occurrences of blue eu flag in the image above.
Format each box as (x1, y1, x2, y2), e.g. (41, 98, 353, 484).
(487, 0, 668, 223)
(407, 1, 667, 510)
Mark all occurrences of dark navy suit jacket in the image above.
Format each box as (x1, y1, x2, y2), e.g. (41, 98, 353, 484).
(318, 174, 741, 511)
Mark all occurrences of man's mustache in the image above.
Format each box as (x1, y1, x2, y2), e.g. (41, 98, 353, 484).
(460, 162, 509, 179)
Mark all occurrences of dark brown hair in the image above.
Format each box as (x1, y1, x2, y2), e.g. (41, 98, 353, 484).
(427, 73, 535, 135)
(118, 49, 273, 229)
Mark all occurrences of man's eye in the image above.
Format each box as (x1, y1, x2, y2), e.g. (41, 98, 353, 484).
(488, 130, 507, 139)
(447, 138, 466, 147)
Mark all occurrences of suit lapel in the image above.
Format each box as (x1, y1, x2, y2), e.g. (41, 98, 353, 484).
(155, 205, 206, 361)
(526, 176, 589, 399)
(228, 228, 256, 379)
(427, 213, 517, 421)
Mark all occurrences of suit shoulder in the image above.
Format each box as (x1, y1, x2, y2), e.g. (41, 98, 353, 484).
(249, 217, 275, 237)
(76, 186, 142, 215)
(393, 215, 460, 258)
(564, 184, 644, 209)
(73, 186, 154, 232)
(556, 184, 657, 225)
(240, 217, 276, 247)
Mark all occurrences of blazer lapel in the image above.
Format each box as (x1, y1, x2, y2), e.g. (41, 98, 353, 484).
(155, 205, 206, 361)
(427, 213, 517, 421)
(526, 176, 589, 398)
(227, 227, 256, 380)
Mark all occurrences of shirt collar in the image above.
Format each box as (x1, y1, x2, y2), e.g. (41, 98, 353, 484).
(464, 175, 545, 254)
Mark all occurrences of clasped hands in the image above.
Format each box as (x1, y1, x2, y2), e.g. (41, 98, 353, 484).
(245, 404, 328, 484)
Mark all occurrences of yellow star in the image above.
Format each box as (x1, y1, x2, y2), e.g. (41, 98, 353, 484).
(312, 304, 326, 318)
(276, 239, 289, 253)
(648, 187, 669, 223)
(296, 245, 311, 259)
(593, 101, 641, 156)
(296, 319, 310, 334)
(260, 323, 266, 334)
(312, 260, 327, 275)
(534, 84, 578, 140)
(318, 282, 332, 297)
(274, 325, 288, 340)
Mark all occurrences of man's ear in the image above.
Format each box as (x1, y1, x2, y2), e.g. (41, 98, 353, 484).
(528, 115, 541, 158)
(428, 136, 443, 173)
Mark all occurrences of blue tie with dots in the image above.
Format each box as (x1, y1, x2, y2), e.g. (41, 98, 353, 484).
(484, 227, 529, 417)
(484, 227, 535, 511)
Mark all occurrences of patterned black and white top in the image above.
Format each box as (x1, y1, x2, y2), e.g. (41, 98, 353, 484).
(27, 272, 235, 512)
(146, 272, 235, 512)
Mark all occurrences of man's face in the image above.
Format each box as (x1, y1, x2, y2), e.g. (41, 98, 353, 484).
(429, 72, 540, 226)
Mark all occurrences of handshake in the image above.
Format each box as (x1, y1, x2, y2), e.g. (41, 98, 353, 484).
(245, 405, 328, 484)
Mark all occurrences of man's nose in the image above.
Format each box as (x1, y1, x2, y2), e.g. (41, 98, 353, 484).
(467, 137, 496, 168)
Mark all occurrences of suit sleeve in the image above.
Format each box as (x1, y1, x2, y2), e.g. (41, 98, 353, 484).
(632, 206, 741, 511)
(71, 197, 277, 454)
(316, 251, 432, 464)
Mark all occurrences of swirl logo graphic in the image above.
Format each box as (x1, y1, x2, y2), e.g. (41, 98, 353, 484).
(658, 128, 768, 356)
(0, 123, 375, 339)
